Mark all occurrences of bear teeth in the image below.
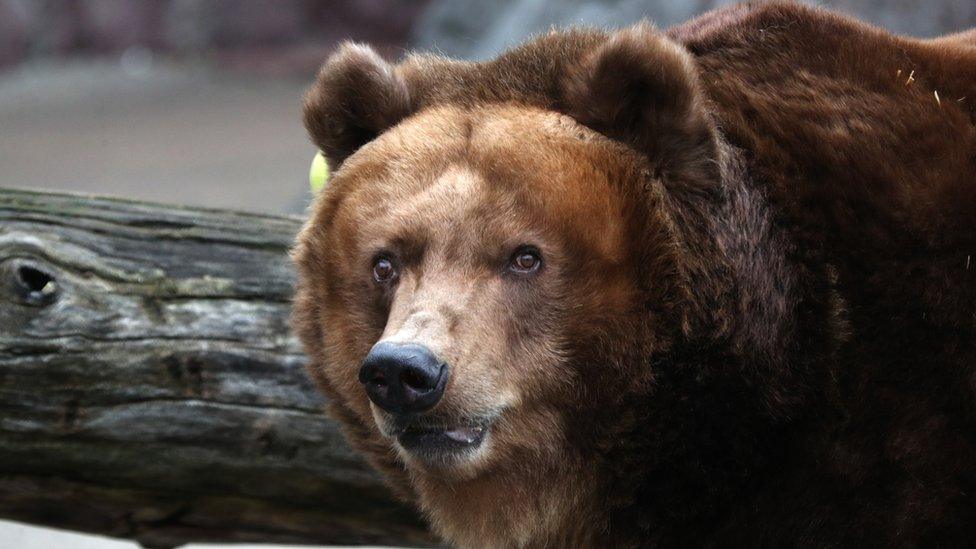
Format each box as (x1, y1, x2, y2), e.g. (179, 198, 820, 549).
(443, 426, 483, 443)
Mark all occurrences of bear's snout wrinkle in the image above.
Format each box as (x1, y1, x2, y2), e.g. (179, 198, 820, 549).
(359, 341, 449, 415)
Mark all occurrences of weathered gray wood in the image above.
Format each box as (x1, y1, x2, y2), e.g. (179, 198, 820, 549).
(0, 188, 435, 548)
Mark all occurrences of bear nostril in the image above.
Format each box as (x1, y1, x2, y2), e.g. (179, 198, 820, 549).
(400, 368, 429, 391)
(365, 369, 387, 387)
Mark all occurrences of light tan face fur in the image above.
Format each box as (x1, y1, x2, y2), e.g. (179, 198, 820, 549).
(295, 103, 644, 545)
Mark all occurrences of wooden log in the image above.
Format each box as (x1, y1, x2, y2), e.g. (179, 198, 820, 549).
(0, 188, 435, 548)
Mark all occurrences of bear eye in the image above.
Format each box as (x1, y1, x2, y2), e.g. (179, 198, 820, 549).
(509, 247, 542, 275)
(372, 257, 397, 283)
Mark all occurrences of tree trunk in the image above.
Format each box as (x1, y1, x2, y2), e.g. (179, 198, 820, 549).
(0, 188, 435, 548)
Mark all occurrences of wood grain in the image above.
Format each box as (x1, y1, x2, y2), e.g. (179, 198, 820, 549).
(0, 188, 433, 548)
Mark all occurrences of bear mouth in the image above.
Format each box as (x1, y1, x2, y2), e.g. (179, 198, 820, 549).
(395, 423, 489, 458)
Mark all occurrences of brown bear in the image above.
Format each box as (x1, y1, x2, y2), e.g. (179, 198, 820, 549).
(293, 1, 976, 546)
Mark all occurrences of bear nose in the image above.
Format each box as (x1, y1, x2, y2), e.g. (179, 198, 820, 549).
(358, 342, 448, 415)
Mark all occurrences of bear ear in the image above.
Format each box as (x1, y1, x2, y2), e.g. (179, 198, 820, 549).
(562, 22, 718, 183)
(303, 43, 412, 168)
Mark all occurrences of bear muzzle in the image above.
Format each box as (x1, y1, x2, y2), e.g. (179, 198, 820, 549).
(360, 341, 499, 462)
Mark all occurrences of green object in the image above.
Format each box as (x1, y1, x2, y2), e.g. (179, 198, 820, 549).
(309, 151, 330, 193)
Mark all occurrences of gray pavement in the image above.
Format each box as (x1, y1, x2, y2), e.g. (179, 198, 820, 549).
(1, 519, 374, 549)
(0, 57, 315, 215)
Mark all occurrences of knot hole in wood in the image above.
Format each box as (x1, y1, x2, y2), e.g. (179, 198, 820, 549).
(7, 259, 59, 307)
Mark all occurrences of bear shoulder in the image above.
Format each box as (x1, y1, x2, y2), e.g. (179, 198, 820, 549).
(673, 1, 976, 256)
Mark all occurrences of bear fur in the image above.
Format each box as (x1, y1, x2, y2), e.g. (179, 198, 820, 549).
(293, 2, 976, 546)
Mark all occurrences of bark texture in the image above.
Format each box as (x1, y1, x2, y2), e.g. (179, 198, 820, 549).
(0, 188, 434, 548)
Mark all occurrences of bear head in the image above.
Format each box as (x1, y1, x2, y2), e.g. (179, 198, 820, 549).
(293, 23, 727, 547)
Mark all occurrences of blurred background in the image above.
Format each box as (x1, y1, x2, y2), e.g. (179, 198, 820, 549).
(0, 0, 974, 547)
